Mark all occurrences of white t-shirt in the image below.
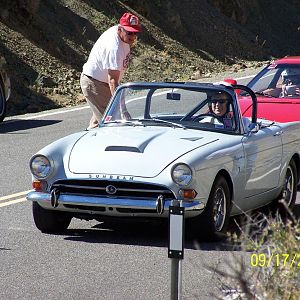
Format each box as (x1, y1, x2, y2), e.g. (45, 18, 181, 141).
(82, 25, 130, 83)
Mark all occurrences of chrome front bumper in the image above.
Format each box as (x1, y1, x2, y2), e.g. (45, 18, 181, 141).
(26, 191, 205, 212)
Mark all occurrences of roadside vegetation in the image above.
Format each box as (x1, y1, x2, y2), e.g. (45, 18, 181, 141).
(215, 207, 300, 299)
(1, 0, 300, 117)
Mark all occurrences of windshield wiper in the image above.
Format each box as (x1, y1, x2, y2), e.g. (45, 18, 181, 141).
(103, 118, 187, 129)
(102, 120, 137, 126)
(135, 118, 187, 129)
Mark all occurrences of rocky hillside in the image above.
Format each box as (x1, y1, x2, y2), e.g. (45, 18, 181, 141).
(0, 0, 299, 117)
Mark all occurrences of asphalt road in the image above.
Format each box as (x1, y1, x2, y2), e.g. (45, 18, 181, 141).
(0, 105, 233, 300)
(1, 74, 299, 300)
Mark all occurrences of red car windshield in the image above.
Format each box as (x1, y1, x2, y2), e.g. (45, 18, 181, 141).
(239, 63, 300, 122)
(247, 64, 300, 98)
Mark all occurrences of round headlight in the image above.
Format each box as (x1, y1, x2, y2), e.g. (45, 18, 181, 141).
(171, 164, 192, 186)
(30, 155, 52, 179)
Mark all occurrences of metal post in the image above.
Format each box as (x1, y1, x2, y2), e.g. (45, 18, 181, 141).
(168, 199, 184, 300)
(170, 257, 182, 299)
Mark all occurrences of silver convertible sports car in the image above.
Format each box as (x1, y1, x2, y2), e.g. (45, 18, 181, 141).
(27, 81, 300, 239)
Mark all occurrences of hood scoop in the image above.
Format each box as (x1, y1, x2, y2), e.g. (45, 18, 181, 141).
(180, 137, 203, 141)
(105, 146, 142, 153)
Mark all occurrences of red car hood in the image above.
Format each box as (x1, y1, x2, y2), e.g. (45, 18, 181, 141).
(239, 96, 300, 122)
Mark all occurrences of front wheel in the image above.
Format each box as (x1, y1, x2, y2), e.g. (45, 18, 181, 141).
(32, 202, 72, 233)
(190, 176, 231, 240)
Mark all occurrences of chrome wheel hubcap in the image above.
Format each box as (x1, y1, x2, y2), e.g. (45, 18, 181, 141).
(213, 186, 226, 231)
(282, 166, 294, 207)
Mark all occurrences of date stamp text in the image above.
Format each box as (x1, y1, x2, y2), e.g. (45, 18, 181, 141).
(250, 253, 300, 268)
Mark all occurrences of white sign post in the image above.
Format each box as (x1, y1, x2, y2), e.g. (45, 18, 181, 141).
(168, 199, 184, 300)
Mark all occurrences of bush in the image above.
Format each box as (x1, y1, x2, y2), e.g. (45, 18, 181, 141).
(213, 210, 300, 299)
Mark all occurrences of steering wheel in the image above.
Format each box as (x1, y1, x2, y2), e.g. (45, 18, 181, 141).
(193, 113, 223, 123)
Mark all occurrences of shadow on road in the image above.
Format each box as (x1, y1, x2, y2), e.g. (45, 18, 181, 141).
(0, 119, 62, 133)
(63, 219, 241, 251)
(62, 203, 300, 251)
(64, 220, 169, 248)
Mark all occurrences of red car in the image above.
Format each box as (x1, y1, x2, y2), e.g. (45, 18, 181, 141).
(229, 57, 300, 122)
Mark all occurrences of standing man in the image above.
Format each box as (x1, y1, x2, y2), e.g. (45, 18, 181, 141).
(80, 12, 142, 129)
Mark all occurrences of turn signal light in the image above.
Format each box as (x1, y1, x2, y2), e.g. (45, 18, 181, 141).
(32, 180, 47, 191)
(179, 189, 197, 200)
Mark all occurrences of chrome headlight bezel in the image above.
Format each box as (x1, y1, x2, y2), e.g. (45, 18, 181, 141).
(30, 155, 53, 179)
(171, 163, 193, 186)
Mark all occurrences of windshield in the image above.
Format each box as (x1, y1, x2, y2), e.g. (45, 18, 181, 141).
(247, 64, 300, 98)
(100, 83, 240, 133)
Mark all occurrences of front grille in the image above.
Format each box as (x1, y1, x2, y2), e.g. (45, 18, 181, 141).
(51, 179, 175, 200)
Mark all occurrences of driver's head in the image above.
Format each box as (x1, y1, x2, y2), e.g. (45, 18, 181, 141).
(209, 92, 231, 117)
(281, 69, 300, 85)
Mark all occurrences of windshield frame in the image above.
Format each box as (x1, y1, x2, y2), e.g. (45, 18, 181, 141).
(99, 82, 246, 134)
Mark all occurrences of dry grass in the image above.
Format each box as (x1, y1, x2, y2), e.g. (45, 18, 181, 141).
(211, 206, 300, 300)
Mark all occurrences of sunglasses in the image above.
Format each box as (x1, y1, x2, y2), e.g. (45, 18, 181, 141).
(121, 28, 138, 36)
(211, 99, 228, 104)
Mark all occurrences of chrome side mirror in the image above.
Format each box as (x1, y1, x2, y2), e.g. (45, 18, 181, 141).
(247, 122, 260, 134)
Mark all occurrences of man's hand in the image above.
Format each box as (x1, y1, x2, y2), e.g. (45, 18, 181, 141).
(108, 69, 121, 95)
(121, 110, 131, 120)
(119, 94, 131, 120)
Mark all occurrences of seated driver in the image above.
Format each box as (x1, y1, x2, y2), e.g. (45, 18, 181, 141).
(280, 69, 300, 97)
(200, 91, 233, 129)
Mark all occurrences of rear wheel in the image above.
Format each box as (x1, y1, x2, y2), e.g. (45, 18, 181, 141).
(272, 159, 297, 216)
(0, 81, 6, 122)
(190, 176, 231, 241)
(32, 202, 72, 233)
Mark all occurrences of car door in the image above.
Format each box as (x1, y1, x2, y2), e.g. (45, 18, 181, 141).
(241, 124, 283, 203)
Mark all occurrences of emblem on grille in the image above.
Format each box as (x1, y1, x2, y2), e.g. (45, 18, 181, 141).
(106, 185, 117, 195)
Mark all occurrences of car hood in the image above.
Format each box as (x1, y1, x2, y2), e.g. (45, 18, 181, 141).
(68, 126, 219, 177)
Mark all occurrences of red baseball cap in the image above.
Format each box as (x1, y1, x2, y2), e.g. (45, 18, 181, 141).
(224, 78, 237, 85)
(119, 12, 142, 32)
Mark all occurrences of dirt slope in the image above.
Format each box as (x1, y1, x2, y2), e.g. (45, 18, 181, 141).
(0, 0, 299, 117)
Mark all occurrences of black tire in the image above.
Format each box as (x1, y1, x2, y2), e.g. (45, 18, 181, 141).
(0, 81, 6, 122)
(190, 176, 231, 241)
(271, 159, 297, 217)
(32, 202, 72, 233)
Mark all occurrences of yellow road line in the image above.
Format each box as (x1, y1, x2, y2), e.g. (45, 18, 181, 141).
(0, 190, 33, 202)
(0, 197, 27, 207)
